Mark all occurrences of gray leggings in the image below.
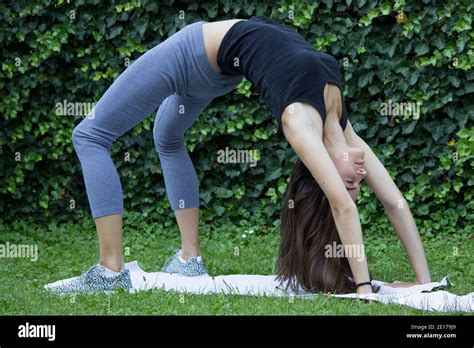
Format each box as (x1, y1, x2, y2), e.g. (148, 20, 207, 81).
(72, 21, 243, 218)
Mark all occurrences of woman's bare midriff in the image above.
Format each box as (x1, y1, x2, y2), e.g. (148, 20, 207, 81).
(202, 19, 246, 74)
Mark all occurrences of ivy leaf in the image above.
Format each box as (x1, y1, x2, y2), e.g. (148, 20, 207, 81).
(358, 71, 374, 88)
(265, 168, 282, 182)
(408, 71, 419, 85)
(402, 120, 418, 134)
(447, 75, 460, 88)
(322, 0, 333, 9)
(415, 42, 430, 56)
(134, 16, 148, 37)
(431, 37, 444, 50)
(417, 204, 430, 216)
(106, 26, 122, 40)
(368, 85, 380, 95)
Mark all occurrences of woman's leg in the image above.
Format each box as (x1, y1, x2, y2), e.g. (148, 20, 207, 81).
(153, 94, 212, 261)
(95, 214, 124, 271)
(45, 21, 241, 292)
(72, 38, 184, 270)
(174, 208, 200, 260)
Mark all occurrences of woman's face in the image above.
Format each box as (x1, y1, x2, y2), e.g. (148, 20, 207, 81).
(330, 145, 368, 201)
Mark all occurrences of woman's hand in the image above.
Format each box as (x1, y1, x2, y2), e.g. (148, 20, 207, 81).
(356, 283, 381, 294)
(384, 280, 422, 288)
(356, 284, 373, 294)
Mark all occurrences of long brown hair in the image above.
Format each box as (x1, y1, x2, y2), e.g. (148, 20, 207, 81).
(276, 158, 358, 294)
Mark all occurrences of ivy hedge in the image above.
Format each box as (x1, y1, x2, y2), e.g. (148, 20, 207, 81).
(1, 0, 473, 236)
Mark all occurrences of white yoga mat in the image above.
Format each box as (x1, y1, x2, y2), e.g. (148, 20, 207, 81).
(125, 261, 473, 313)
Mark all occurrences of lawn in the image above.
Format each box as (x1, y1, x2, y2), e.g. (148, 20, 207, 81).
(0, 214, 472, 315)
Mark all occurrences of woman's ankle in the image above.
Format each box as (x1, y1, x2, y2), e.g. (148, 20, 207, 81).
(99, 258, 124, 272)
(180, 248, 200, 261)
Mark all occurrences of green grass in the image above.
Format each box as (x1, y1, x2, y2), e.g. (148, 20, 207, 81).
(0, 215, 472, 315)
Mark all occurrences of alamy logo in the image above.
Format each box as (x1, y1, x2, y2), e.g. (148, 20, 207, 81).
(324, 242, 366, 262)
(380, 100, 421, 120)
(0, 242, 38, 262)
(55, 99, 96, 119)
(216, 147, 259, 167)
(18, 322, 56, 341)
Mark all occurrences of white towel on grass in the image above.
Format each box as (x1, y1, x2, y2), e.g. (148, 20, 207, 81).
(125, 261, 473, 313)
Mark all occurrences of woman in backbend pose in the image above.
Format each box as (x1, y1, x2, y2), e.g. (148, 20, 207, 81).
(45, 16, 431, 294)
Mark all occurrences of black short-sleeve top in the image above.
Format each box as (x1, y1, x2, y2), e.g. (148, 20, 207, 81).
(217, 15, 349, 133)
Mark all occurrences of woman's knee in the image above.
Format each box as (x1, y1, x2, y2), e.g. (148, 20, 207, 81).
(71, 123, 87, 152)
(72, 121, 114, 154)
(152, 112, 186, 155)
(153, 131, 184, 155)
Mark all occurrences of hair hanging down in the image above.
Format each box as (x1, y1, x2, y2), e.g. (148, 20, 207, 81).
(276, 159, 359, 294)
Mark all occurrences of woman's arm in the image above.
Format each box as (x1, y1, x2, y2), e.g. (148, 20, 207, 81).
(281, 103, 373, 293)
(343, 121, 431, 283)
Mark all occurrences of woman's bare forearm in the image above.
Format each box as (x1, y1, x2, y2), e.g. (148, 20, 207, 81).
(282, 107, 372, 292)
(386, 201, 431, 283)
(331, 204, 372, 288)
(345, 125, 431, 284)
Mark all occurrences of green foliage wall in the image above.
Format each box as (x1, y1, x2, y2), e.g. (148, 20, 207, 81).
(1, 0, 473, 235)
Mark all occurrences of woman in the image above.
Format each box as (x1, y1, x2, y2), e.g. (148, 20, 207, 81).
(45, 16, 431, 294)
